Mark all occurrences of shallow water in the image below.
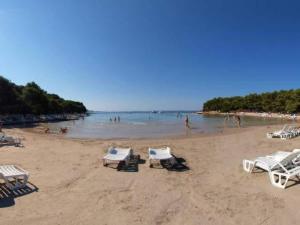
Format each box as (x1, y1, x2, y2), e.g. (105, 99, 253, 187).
(45, 111, 291, 139)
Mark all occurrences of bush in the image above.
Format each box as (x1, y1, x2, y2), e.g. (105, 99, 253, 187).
(203, 89, 300, 113)
(0, 75, 87, 115)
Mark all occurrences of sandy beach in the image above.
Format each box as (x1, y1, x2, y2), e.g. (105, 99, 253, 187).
(1, 125, 300, 225)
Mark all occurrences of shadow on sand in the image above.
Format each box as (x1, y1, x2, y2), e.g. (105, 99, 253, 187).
(105, 155, 146, 172)
(0, 182, 39, 208)
(155, 155, 190, 172)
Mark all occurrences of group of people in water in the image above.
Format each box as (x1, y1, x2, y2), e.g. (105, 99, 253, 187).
(109, 116, 121, 123)
(40, 113, 242, 136)
(224, 113, 241, 128)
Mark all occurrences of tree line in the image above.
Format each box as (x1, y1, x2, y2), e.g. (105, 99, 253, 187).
(203, 89, 300, 113)
(0, 76, 87, 115)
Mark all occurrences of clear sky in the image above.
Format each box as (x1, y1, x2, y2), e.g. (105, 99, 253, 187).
(1, 0, 300, 111)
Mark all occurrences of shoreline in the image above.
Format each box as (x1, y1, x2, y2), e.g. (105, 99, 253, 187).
(0, 113, 86, 126)
(25, 121, 281, 142)
(201, 111, 299, 120)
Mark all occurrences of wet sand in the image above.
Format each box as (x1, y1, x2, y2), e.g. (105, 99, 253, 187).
(1, 125, 300, 225)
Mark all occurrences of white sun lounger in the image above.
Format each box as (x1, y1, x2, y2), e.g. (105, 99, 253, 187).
(0, 133, 21, 146)
(243, 149, 300, 172)
(267, 125, 299, 140)
(243, 149, 300, 189)
(148, 147, 176, 168)
(103, 147, 133, 167)
(0, 165, 29, 190)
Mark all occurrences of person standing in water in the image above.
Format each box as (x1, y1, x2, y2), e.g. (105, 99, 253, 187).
(224, 112, 230, 127)
(235, 114, 241, 128)
(117, 116, 120, 122)
(185, 115, 190, 129)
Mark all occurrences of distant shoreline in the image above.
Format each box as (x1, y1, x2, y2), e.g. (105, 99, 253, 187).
(0, 113, 86, 126)
(200, 111, 299, 121)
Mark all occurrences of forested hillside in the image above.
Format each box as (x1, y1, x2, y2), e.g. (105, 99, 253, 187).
(0, 76, 87, 114)
(203, 90, 300, 113)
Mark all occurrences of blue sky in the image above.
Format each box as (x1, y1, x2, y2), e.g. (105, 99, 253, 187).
(1, 0, 300, 111)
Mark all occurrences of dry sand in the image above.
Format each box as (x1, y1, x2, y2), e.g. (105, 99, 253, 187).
(1, 125, 300, 225)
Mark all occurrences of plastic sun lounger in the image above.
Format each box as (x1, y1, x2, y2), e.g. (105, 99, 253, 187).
(0, 133, 21, 146)
(0, 165, 29, 190)
(243, 149, 300, 189)
(148, 147, 177, 168)
(266, 124, 289, 138)
(243, 149, 300, 172)
(267, 125, 299, 140)
(103, 147, 133, 167)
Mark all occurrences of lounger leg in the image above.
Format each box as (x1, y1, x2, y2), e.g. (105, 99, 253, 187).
(4, 178, 14, 190)
(125, 158, 129, 167)
(243, 160, 255, 173)
(19, 175, 28, 189)
(269, 172, 290, 189)
(103, 159, 107, 167)
(149, 159, 153, 168)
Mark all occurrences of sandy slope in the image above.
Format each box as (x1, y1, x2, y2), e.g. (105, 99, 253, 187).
(1, 125, 300, 225)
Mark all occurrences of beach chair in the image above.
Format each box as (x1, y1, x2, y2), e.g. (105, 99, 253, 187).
(243, 149, 300, 189)
(243, 149, 300, 173)
(0, 165, 29, 190)
(0, 133, 21, 146)
(148, 147, 177, 168)
(266, 124, 288, 138)
(103, 147, 133, 167)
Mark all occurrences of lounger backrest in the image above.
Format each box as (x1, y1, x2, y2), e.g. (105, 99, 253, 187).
(109, 147, 132, 156)
(149, 147, 171, 155)
(279, 152, 300, 167)
(281, 124, 288, 132)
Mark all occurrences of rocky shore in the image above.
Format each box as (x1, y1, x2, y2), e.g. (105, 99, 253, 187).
(0, 113, 86, 125)
(201, 111, 299, 121)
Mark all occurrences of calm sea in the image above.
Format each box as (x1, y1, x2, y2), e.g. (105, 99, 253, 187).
(47, 111, 287, 139)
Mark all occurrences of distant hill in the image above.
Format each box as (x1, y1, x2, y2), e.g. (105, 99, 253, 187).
(0, 75, 87, 115)
(203, 89, 300, 113)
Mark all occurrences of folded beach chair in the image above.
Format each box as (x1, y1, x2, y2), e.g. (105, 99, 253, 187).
(0, 165, 29, 190)
(103, 147, 133, 167)
(267, 124, 289, 139)
(0, 133, 21, 146)
(148, 147, 177, 168)
(243, 149, 300, 189)
(267, 125, 299, 140)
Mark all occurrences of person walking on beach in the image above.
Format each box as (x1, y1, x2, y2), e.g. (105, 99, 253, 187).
(118, 116, 120, 122)
(114, 117, 117, 123)
(185, 115, 190, 129)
